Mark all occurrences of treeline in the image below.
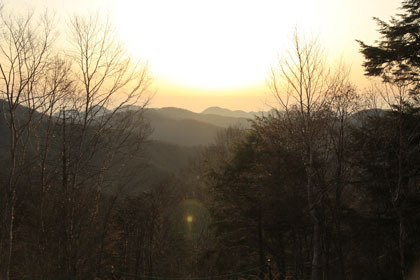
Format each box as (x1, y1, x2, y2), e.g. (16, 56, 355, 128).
(0, 8, 160, 280)
(0, 1, 420, 280)
(0, 8, 216, 280)
(194, 1, 420, 280)
(196, 104, 420, 280)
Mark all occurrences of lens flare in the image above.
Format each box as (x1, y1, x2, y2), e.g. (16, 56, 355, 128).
(186, 215, 194, 223)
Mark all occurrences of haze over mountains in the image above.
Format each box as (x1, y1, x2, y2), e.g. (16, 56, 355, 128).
(0, 101, 266, 187)
(0, 99, 384, 189)
(144, 106, 267, 146)
(112, 106, 264, 187)
(201, 106, 269, 118)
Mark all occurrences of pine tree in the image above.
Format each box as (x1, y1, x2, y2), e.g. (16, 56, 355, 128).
(358, 0, 420, 92)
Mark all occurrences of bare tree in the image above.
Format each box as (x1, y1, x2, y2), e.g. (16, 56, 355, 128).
(371, 81, 418, 279)
(26, 57, 73, 277)
(0, 8, 151, 279)
(0, 9, 56, 280)
(326, 64, 360, 280)
(269, 32, 331, 280)
(51, 13, 151, 279)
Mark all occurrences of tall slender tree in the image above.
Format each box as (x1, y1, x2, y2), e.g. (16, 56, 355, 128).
(0, 10, 56, 280)
(270, 32, 331, 280)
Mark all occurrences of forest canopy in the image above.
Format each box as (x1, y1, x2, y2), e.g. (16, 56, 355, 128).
(0, 1, 420, 280)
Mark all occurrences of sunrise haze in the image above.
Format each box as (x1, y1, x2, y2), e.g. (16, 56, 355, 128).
(5, 0, 401, 112)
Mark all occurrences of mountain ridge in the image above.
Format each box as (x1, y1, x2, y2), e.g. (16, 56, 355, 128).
(200, 106, 268, 118)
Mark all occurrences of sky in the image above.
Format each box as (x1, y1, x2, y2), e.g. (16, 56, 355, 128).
(5, 0, 401, 112)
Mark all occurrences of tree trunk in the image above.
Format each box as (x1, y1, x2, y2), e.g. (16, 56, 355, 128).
(398, 209, 406, 280)
(3, 110, 17, 280)
(310, 208, 322, 280)
(258, 207, 265, 280)
(308, 152, 322, 280)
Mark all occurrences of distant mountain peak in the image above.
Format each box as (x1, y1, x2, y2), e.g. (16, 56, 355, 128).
(201, 106, 247, 118)
(201, 106, 267, 119)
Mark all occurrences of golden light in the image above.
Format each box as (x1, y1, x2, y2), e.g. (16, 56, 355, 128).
(112, 0, 322, 92)
(186, 214, 194, 224)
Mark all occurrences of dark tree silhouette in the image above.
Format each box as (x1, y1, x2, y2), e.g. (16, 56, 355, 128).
(358, 0, 420, 92)
(358, 2, 420, 279)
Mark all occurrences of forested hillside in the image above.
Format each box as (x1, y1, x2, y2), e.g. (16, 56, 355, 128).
(1, 1, 420, 280)
(144, 107, 250, 146)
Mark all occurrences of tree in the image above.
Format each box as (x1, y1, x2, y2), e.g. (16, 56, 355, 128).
(349, 107, 420, 280)
(0, 10, 56, 280)
(325, 65, 360, 280)
(50, 14, 150, 279)
(270, 32, 331, 280)
(0, 9, 151, 279)
(358, 2, 420, 278)
(358, 0, 420, 94)
(112, 180, 191, 279)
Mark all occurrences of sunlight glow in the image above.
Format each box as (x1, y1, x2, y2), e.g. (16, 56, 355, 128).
(113, 0, 320, 91)
(4, 0, 403, 110)
(186, 215, 194, 223)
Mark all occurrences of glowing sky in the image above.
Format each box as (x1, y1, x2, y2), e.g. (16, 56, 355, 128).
(5, 0, 401, 112)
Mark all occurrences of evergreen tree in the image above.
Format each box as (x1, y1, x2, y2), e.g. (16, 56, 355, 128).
(358, 0, 420, 92)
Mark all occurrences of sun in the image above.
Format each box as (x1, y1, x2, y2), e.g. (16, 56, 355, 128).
(112, 0, 321, 91)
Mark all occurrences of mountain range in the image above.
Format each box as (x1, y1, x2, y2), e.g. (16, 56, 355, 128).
(143, 106, 263, 146)
(0, 100, 387, 190)
(201, 106, 272, 118)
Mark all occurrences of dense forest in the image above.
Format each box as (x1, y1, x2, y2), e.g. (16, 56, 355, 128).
(1, 1, 420, 280)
